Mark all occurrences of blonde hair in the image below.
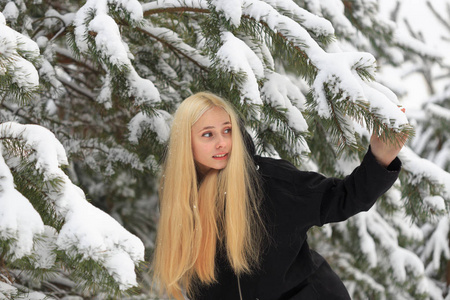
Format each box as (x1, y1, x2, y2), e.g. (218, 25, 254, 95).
(153, 92, 264, 299)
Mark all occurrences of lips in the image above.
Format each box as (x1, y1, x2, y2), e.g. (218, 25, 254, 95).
(213, 153, 228, 159)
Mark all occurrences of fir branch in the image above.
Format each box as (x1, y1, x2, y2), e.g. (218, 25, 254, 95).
(56, 75, 96, 101)
(144, 7, 210, 17)
(134, 26, 209, 72)
(426, 1, 450, 32)
(0, 71, 39, 106)
(305, 118, 341, 174)
(30, 15, 67, 40)
(53, 249, 143, 297)
(55, 48, 99, 74)
(241, 15, 318, 82)
(55, 250, 124, 296)
(399, 171, 447, 223)
(263, 2, 335, 47)
(142, 5, 319, 82)
(0, 103, 35, 124)
(65, 26, 82, 62)
(1, 138, 64, 229)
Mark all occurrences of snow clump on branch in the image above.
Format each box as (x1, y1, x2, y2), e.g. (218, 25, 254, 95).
(0, 122, 145, 291)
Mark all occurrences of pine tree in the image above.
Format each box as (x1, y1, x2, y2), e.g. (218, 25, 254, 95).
(0, 4, 145, 299)
(0, 0, 449, 299)
(395, 1, 450, 299)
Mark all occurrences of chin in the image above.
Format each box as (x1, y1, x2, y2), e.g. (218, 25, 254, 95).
(214, 164, 228, 171)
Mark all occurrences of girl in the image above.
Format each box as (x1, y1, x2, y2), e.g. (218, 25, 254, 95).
(153, 92, 404, 300)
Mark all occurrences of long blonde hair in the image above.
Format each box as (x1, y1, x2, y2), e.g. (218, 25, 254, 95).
(153, 92, 264, 299)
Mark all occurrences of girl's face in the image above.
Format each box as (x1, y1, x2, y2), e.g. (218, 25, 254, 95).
(191, 106, 232, 175)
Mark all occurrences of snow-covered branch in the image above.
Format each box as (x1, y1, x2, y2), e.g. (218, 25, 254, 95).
(0, 122, 145, 291)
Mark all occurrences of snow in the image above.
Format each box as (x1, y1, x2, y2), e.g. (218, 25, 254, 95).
(434, 142, 450, 169)
(411, 125, 433, 155)
(426, 278, 447, 300)
(0, 122, 68, 177)
(0, 21, 20, 58)
(0, 122, 145, 290)
(261, 0, 334, 37)
(39, 59, 64, 98)
(379, 0, 449, 52)
(44, 9, 76, 27)
(113, 0, 144, 21)
(393, 27, 444, 59)
(0, 281, 17, 298)
(74, 0, 161, 107)
(143, 0, 409, 132)
(421, 216, 450, 272)
(377, 0, 450, 114)
(424, 196, 446, 213)
(338, 257, 385, 294)
(105, 146, 147, 174)
(97, 74, 113, 109)
(260, 71, 309, 150)
(33, 226, 57, 269)
(16, 291, 55, 299)
(216, 31, 264, 106)
(0, 146, 45, 260)
(347, 207, 427, 291)
(355, 214, 377, 267)
(128, 110, 172, 144)
(366, 80, 400, 105)
(429, 86, 450, 105)
(127, 68, 162, 106)
(361, 79, 408, 129)
(390, 248, 425, 282)
(55, 184, 144, 289)
(334, 154, 360, 176)
(142, 0, 209, 12)
(2, 2, 19, 21)
(319, 0, 356, 37)
(384, 188, 424, 241)
(426, 103, 450, 121)
(2, 0, 449, 297)
(89, 14, 131, 66)
(14, 30, 40, 60)
(11, 57, 40, 90)
(241, 0, 409, 131)
(313, 52, 374, 118)
(73, 2, 92, 53)
(400, 147, 450, 198)
(74, 0, 144, 52)
(140, 25, 210, 68)
(211, 0, 242, 26)
(0, 13, 40, 90)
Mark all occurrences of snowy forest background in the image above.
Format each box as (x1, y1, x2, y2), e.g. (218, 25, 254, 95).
(1, 0, 450, 299)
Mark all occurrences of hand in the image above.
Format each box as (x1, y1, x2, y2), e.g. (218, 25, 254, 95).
(370, 132, 408, 168)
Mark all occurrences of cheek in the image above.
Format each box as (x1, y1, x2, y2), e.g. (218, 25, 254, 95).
(191, 140, 200, 161)
(227, 136, 232, 150)
(192, 139, 209, 160)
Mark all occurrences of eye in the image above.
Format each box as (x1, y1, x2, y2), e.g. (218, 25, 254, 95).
(202, 132, 212, 137)
(224, 128, 232, 134)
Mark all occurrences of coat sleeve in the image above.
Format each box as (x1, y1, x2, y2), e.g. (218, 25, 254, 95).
(296, 147, 401, 227)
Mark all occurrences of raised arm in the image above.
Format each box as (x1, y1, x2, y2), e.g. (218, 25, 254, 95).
(311, 146, 401, 226)
(255, 131, 408, 229)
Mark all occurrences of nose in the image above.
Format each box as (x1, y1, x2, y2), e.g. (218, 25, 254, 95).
(216, 135, 226, 149)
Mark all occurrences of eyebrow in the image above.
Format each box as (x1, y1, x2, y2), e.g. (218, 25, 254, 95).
(197, 121, 231, 133)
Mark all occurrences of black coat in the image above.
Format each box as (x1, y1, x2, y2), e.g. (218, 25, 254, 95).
(192, 148, 401, 300)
